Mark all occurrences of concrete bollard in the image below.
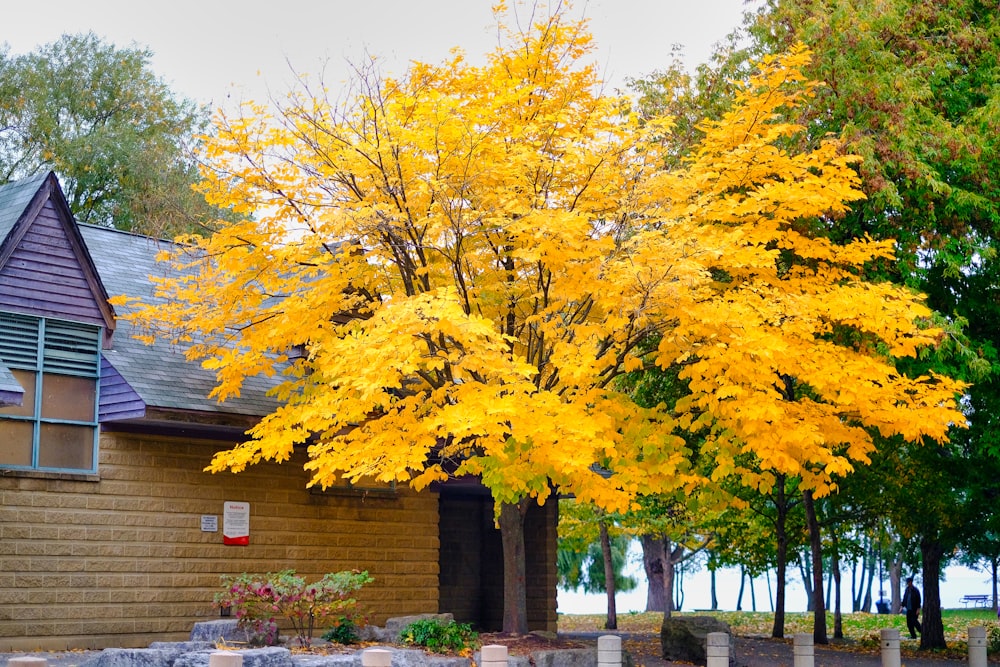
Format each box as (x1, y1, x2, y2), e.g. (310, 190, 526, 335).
(481, 644, 509, 667)
(706, 631, 729, 667)
(969, 625, 987, 667)
(793, 633, 814, 667)
(208, 652, 243, 667)
(880, 628, 901, 667)
(8, 658, 48, 667)
(598, 635, 622, 667)
(362, 648, 393, 667)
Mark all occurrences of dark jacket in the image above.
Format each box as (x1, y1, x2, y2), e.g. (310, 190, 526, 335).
(903, 584, 922, 612)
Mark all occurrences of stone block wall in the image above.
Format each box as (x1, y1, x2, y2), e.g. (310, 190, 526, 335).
(0, 431, 440, 651)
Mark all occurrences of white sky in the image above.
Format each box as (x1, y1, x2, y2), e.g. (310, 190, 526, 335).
(1, 0, 753, 110)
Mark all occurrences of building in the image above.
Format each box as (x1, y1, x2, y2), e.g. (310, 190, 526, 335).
(0, 172, 557, 651)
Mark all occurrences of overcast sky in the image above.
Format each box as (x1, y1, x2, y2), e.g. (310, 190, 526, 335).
(2, 1, 752, 109)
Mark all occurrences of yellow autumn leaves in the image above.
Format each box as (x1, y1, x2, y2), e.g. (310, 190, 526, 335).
(113, 6, 965, 514)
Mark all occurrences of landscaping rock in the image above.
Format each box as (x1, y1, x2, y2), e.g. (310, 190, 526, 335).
(79, 648, 185, 667)
(174, 647, 293, 667)
(660, 616, 735, 666)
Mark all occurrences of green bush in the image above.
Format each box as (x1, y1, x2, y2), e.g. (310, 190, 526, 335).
(399, 619, 478, 653)
(986, 622, 1000, 654)
(322, 616, 360, 645)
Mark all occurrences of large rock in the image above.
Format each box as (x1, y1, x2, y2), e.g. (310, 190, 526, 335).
(357, 614, 456, 643)
(189, 619, 279, 646)
(79, 648, 194, 667)
(660, 616, 734, 666)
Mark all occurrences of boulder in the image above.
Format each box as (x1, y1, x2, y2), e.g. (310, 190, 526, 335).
(79, 648, 191, 667)
(660, 616, 734, 666)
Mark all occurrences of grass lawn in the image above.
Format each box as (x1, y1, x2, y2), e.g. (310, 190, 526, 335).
(559, 608, 1000, 657)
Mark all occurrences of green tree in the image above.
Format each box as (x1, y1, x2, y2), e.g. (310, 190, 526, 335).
(0, 32, 222, 235)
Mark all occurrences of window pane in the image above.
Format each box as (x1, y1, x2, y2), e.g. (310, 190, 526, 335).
(0, 370, 35, 417)
(0, 420, 34, 465)
(40, 373, 96, 421)
(38, 423, 94, 470)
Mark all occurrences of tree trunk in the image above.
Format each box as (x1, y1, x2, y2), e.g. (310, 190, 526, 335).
(889, 557, 903, 613)
(771, 475, 789, 638)
(803, 490, 827, 644)
(710, 567, 718, 610)
(498, 500, 529, 634)
(832, 536, 843, 639)
(798, 553, 814, 612)
(641, 535, 667, 612)
(736, 566, 746, 611)
(662, 537, 677, 620)
(992, 558, 998, 613)
(599, 516, 617, 630)
(919, 538, 947, 650)
(862, 546, 876, 613)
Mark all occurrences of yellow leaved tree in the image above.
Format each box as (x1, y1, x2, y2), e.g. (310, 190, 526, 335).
(114, 3, 965, 633)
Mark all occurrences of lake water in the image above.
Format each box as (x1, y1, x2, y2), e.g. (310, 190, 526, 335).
(557, 546, 995, 614)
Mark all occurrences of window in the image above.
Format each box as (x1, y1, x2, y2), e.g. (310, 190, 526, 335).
(0, 312, 100, 473)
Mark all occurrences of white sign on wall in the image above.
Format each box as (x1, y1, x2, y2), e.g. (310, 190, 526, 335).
(223, 501, 250, 546)
(201, 515, 218, 532)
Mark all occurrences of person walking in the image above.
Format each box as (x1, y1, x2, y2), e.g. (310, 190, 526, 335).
(902, 576, 923, 639)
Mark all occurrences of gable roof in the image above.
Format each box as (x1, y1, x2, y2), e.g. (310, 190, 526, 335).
(0, 172, 50, 242)
(0, 173, 280, 428)
(80, 224, 282, 420)
(0, 172, 115, 336)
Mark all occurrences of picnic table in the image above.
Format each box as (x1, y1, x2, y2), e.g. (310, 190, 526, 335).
(959, 594, 990, 607)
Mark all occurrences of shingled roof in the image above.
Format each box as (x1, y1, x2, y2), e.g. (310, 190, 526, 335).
(80, 224, 282, 419)
(0, 172, 49, 244)
(0, 174, 281, 427)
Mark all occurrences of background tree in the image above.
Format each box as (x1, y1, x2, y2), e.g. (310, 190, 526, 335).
(0, 32, 222, 235)
(557, 499, 637, 629)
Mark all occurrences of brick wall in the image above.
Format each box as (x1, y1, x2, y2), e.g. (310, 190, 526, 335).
(0, 431, 440, 651)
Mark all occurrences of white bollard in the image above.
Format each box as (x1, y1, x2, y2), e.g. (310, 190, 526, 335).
(598, 634, 622, 667)
(8, 658, 48, 667)
(481, 644, 508, 667)
(793, 633, 814, 667)
(208, 652, 243, 667)
(968, 625, 987, 667)
(706, 631, 729, 667)
(880, 628, 901, 667)
(362, 648, 393, 667)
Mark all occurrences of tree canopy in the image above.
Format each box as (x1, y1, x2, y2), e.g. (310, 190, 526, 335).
(0, 32, 220, 235)
(115, 3, 965, 632)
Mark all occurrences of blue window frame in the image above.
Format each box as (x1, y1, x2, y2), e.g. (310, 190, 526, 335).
(0, 311, 101, 473)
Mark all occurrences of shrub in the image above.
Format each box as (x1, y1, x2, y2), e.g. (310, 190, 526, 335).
(214, 569, 373, 647)
(322, 616, 360, 645)
(399, 619, 478, 653)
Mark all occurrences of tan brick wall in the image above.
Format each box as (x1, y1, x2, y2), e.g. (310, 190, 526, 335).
(0, 432, 440, 651)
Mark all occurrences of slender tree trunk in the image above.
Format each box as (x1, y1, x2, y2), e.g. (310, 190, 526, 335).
(662, 537, 677, 620)
(992, 558, 998, 613)
(832, 536, 843, 639)
(825, 567, 832, 611)
(736, 566, 746, 611)
(498, 500, 529, 633)
(750, 574, 757, 612)
(771, 476, 789, 638)
(890, 557, 903, 613)
(862, 546, 876, 613)
(798, 553, 814, 612)
(710, 567, 718, 610)
(920, 538, 947, 650)
(803, 490, 827, 644)
(641, 535, 667, 612)
(599, 516, 617, 630)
